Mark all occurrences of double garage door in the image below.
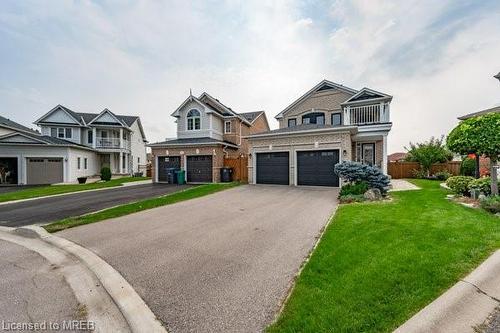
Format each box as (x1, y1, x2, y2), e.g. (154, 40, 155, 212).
(157, 155, 213, 183)
(26, 158, 63, 185)
(256, 150, 339, 187)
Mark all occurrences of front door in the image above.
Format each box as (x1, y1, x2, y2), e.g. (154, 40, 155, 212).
(362, 143, 375, 166)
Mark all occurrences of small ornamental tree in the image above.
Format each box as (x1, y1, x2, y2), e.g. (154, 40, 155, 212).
(404, 136, 453, 177)
(447, 112, 500, 195)
(334, 161, 391, 194)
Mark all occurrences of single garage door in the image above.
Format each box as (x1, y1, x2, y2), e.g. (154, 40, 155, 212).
(297, 150, 339, 187)
(187, 155, 212, 183)
(157, 156, 181, 182)
(256, 152, 289, 185)
(27, 158, 63, 185)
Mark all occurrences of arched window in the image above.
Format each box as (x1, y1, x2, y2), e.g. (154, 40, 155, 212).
(187, 109, 201, 130)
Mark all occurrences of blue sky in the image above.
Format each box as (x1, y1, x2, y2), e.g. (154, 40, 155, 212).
(1, 0, 500, 152)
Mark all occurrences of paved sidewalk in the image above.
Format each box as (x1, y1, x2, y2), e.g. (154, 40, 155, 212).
(389, 179, 420, 192)
(395, 250, 500, 333)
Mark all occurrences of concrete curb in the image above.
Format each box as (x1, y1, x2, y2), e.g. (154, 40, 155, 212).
(0, 180, 152, 206)
(394, 250, 500, 333)
(25, 226, 166, 333)
(0, 226, 130, 332)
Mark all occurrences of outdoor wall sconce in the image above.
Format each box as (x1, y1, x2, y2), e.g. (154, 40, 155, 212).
(342, 149, 347, 158)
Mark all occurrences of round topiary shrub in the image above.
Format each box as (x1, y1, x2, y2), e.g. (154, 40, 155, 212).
(100, 167, 112, 181)
(469, 177, 493, 196)
(446, 176, 474, 196)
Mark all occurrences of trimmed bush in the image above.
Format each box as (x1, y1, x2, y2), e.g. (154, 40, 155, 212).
(334, 161, 390, 195)
(469, 177, 494, 196)
(339, 181, 368, 197)
(434, 171, 452, 181)
(460, 157, 476, 176)
(100, 167, 112, 181)
(446, 176, 474, 196)
(480, 195, 500, 214)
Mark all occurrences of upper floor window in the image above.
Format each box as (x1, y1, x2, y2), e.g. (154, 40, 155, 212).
(288, 118, 296, 127)
(302, 112, 325, 125)
(331, 112, 342, 126)
(187, 109, 201, 130)
(224, 121, 232, 134)
(87, 130, 93, 144)
(50, 127, 72, 139)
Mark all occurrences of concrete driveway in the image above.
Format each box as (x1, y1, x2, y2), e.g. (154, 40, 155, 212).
(0, 184, 191, 227)
(60, 185, 339, 333)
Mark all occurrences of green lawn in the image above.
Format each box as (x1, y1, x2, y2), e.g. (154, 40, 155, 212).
(268, 180, 500, 333)
(44, 182, 239, 233)
(0, 177, 150, 203)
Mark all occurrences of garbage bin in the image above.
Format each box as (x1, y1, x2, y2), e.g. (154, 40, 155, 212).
(176, 170, 186, 185)
(220, 167, 233, 182)
(166, 168, 177, 184)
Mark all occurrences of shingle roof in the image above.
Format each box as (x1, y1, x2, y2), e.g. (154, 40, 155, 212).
(38, 105, 139, 127)
(239, 111, 264, 123)
(148, 137, 238, 147)
(0, 131, 94, 149)
(458, 105, 500, 120)
(0, 115, 39, 135)
(251, 124, 352, 135)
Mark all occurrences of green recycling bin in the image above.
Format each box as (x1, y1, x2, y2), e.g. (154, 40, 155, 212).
(176, 170, 186, 185)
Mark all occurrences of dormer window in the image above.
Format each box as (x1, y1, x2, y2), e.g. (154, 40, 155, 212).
(187, 109, 201, 130)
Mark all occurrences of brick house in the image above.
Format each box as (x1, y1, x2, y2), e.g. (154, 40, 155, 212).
(246, 79, 393, 187)
(149, 92, 269, 183)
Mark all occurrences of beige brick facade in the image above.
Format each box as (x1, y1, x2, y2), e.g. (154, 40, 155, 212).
(248, 131, 352, 185)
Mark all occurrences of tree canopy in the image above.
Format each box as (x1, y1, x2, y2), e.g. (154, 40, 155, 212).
(404, 136, 453, 176)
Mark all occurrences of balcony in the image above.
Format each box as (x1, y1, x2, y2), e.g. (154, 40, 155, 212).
(345, 103, 390, 125)
(96, 137, 130, 149)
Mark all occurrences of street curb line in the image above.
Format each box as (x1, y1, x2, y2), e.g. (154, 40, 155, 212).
(0, 180, 152, 206)
(0, 226, 130, 333)
(394, 250, 500, 333)
(25, 226, 167, 333)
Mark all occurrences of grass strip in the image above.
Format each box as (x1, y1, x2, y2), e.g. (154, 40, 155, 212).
(267, 179, 499, 333)
(44, 182, 240, 233)
(0, 177, 150, 203)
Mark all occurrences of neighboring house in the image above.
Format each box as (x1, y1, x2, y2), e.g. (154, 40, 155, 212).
(246, 79, 393, 187)
(458, 105, 500, 120)
(149, 92, 269, 183)
(388, 152, 407, 162)
(0, 105, 147, 185)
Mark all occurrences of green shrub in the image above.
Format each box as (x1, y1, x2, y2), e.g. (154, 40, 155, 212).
(460, 157, 476, 176)
(446, 176, 474, 196)
(469, 177, 494, 196)
(339, 181, 368, 197)
(434, 171, 452, 181)
(100, 167, 112, 181)
(334, 162, 390, 195)
(480, 195, 500, 214)
(339, 194, 366, 204)
(412, 168, 427, 179)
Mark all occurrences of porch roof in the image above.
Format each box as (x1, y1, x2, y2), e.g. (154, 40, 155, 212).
(148, 137, 239, 149)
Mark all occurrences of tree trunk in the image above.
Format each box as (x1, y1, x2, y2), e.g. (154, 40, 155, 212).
(491, 157, 498, 196)
(475, 153, 480, 179)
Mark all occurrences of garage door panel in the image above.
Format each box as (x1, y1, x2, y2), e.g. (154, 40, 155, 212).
(27, 158, 63, 185)
(157, 156, 181, 182)
(297, 150, 339, 187)
(256, 152, 289, 185)
(187, 156, 212, 183)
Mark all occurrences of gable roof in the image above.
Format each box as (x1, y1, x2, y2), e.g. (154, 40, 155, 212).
(0, 115, 39, 135)
(343, 87, 392, 105)
(275, 80, 358, 119)
(239, 111, 265, 123)
(0, 131, 94, 150)
(458, 105, 500, 120)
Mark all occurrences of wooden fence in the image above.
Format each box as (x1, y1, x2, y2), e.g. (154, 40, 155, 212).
(223, 156, 248, 182)
(388, 161, 461, 179)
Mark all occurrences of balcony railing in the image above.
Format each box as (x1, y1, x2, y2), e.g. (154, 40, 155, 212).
(346, 103, 389, 125)
(96, 137, 130, 149)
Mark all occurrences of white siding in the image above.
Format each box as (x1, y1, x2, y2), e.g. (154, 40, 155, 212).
(0, 127, 15, 136)
(40, 125, 82, 144)
(129, 120, 147, 173)
(68, 148, 99, 180)
(43, 109, 79, 124)
(92, 112, 120, 124)
(176, 101, 223, 140)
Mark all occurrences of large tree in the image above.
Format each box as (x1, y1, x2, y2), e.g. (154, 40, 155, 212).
(447, 112, 500, 195)
(404, 136, 453, 177)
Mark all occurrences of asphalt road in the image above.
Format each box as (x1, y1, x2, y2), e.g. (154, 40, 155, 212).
(60, 185, 339, 333)
(0, 239, 79, 326)
(0, 184, 191, 227)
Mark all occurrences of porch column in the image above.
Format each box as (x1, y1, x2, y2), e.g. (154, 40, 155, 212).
(119, 151, 123, 174)
(126, 153, 129, 174)
(382, 134, 388, 175)
(92, 128, 96, 149)
(119, 128, 123, 149)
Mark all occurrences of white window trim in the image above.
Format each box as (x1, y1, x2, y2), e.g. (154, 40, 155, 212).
(224, 121, 232, 134)
(77, 157, 81, 170)
(186, 109, 202, 131)
(52, 127, 72, 139)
